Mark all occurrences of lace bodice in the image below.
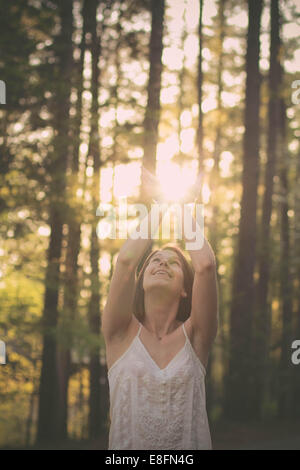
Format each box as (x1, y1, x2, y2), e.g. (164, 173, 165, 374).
(107, 322, 212, 450)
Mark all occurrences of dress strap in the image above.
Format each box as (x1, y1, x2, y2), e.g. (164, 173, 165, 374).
(182, 322, 188, 340)
(137, 322, 143, 338)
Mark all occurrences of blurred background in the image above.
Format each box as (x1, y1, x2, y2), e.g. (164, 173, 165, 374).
(0, 0, 299, 449)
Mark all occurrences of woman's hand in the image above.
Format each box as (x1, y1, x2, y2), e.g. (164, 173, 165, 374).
(141, 166, 203, 205)
(141, 166, 164, 203)
(180, 171, 203, 204)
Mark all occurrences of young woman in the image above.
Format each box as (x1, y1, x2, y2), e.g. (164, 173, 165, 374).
(102, 170, 218, 450)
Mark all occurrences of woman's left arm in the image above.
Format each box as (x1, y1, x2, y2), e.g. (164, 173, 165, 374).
(182, 205, 219, 364)
(140, 168, 218, 363)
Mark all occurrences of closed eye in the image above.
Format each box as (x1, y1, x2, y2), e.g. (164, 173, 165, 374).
(151, 256, 180, 266)
(170, 258, 180, 265)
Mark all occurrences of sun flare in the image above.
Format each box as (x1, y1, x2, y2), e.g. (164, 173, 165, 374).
(157, 162, 196, 202)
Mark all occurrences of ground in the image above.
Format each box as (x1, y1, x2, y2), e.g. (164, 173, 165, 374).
(211, 420, 300, 450)
(2, 421, 300, 450)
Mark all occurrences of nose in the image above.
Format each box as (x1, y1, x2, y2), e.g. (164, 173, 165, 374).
(159, 259, 168, 267)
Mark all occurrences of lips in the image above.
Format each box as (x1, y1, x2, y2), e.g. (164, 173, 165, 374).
(153, 269, 171, 277)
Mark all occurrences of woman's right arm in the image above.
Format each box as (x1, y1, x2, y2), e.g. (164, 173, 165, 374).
(101, 230, 153, 342)
(101, 172, 167, 341)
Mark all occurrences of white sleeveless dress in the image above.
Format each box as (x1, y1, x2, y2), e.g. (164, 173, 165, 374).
(107, 322, 212, 450)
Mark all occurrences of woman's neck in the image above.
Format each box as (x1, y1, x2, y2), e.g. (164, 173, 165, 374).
(143, 293, 181, 340)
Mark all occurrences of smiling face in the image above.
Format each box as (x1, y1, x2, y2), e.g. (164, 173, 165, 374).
(142, 250, 187, 299)
(133, 245, 194, 322)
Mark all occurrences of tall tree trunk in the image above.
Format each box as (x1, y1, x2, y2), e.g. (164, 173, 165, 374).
(278, 99, 293, 419)
(87, 0, 102, 440)
(37, 0, 73, 444)
(25, 373, 37, 447)
(0, 110, 10, 197)
(253, 0, 281, 419)
(111, 6, 124, 165)
(206, 0, 226, 417)
(176, 1, 187, 168)
(56, 0, 88, 441)
(225, 0, 263, 421)
(140, 0, 165, 266)
(292, 147, 300, 418)
(142, 0, 165, 176)
(209, 0, 225, 250)
(197, 0, 204, 175)
(110, 5, 123, 214)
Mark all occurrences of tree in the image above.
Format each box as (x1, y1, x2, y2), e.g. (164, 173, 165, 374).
(142, 0, 165, 176)
(206, 0, 227, 416)
(37, 0, 74, 444)
(87, 0, 103, 440)
(253, 0, 282, 419)
(278, 99, 293, 419)
(197, 0, 204, 174)
(139, 0, 165, 267)
(292, 146, 300, 418)
(56, 0, 89, 440)
(225, 0, 263, 420)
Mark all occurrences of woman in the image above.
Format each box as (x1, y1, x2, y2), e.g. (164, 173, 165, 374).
(102, 170, 218, 450)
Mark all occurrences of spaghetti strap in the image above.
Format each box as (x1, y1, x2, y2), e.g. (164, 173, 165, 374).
(182, 322, 188, 340)
(137, 322, 142, 338)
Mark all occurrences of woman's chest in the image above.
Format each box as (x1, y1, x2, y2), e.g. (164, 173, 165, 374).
(137, 333, 187, 371)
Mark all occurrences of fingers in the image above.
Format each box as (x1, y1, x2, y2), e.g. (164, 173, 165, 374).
(141, 166, 153, 177)
(195, 171, 203, 186)
(190, 172, 203, 199)
(141, 166, 163, 201)
(195, 171, 203, 187)
(141, 167, 161, 191)
(141, 166, 158, 184)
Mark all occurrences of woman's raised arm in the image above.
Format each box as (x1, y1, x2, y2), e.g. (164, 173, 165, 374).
(181, 204, 218, 368)
(101, 170, 167, 341)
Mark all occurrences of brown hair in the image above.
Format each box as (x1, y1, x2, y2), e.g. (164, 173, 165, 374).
(133, 244, 194, 323)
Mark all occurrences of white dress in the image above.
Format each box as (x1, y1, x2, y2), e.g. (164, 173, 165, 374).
(107, 322, 212, 450)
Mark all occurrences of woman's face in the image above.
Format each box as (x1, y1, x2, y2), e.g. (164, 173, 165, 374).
(142, 250, 187, 299)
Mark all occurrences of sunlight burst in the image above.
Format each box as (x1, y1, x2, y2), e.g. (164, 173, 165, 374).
(157, 162, 196, 202)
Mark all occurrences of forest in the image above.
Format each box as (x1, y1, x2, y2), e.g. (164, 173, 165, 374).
(0, 0, 300, 450)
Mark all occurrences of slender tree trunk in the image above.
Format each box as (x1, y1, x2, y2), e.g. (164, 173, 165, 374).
(111, 6, 124, 165)
(253, 0, 281, 419)
(206, 0, 226, 417)
(25, 376, 37, 447)
(209, 0, 225, 250)
(140, 0, 165, 265)
(225, 0, 263, 421)
(56, 0, 88, 441)
(0, 110, 10, 193)
(278, 99, 293, 419)
(87, 0, 102, 440)
(110, 4, 123, 226)
(197, 0, 204, 175)
(142, 0, 165, 176)
(37, 0, 73, 444)
(78, 368, 84, 439)
(176, 1, 187, 167)
(292, 147, 300, 418)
